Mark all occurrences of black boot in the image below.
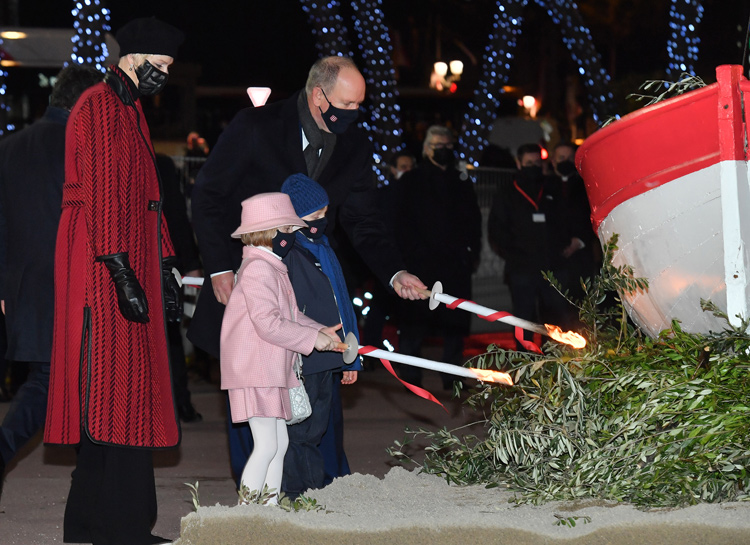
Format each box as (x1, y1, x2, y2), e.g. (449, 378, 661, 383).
(178, 402, 202, 423)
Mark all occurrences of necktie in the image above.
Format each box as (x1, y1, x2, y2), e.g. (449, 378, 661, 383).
(304, 143, 320, 178)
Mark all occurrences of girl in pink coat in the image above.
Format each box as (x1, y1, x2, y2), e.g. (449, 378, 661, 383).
(220, 192, 343, 504)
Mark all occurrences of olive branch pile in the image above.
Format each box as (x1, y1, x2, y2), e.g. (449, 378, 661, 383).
(389, 235, 750, 507)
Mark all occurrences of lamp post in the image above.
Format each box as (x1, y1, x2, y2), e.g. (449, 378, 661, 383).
(430, 59, 463, 92)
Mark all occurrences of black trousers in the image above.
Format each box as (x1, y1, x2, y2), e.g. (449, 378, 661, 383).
(0, 361, 49, 465)
(282, 369, 333, 497)
(63, 434, 159, 545)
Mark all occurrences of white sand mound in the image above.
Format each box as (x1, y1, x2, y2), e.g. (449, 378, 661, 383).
(176, 467, 750, 544)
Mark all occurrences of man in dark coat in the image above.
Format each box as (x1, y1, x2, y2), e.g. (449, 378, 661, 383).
(487, 143, 576, 345)
(0, 65, 102, 496)
(189, 55, 426, 483)
(394, 125, 482, 388)
(551, 141, 600, 300)
(156, 153, 203, 423)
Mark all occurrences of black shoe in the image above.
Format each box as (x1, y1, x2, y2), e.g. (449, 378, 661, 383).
(178, 403, 203, 423)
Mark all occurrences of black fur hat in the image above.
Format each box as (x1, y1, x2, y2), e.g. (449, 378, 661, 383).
(115, 17, 184, 58)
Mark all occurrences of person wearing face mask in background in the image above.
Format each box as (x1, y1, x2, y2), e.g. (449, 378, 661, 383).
(357, 149, 417, 355)
(389, 150, 416, 182)
(190, 55, 427, 486)
(551, 142, 599, 303)
(488, 143, 576, 350)
(393, 126, 482, 389)
(45, 17, 184, 545)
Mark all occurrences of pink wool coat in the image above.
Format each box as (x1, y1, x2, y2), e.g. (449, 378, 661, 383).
(220, 246, 324, 391)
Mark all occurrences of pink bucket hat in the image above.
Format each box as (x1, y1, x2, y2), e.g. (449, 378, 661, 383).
(231, 192, 307, 238)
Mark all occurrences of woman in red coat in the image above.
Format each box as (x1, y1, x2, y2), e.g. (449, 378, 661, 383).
(45, 17, 184, 545)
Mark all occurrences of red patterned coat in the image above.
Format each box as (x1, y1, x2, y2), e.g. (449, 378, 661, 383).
(45, 66, 180, 449)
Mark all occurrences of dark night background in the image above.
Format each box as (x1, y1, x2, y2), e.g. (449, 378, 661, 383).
(3, 0, 750, 149)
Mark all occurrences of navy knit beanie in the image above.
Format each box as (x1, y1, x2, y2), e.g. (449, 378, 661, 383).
(281, 173, 329, 218)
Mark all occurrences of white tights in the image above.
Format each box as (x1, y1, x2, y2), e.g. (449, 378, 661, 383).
(240, 417, 289, 504)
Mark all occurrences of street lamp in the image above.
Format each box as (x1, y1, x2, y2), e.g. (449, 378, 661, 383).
(520, 94, 539, 118)
(430, 60, 463, 92)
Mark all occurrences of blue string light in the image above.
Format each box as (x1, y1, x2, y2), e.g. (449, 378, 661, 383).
(351, 0, 404, 184)
(458, 0, 615, 167)
(666, 0, 704, 79)
(69, 0, 110, 72)
(299, 0, 354, 57)
(0, 35, 7, 136)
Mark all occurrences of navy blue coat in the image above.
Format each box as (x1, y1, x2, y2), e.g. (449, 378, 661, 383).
(284, 246, 359, 375)
(0, 107, 68, 362)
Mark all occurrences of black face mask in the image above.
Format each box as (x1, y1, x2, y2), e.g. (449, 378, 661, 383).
(272, 230, 296, 258)
(555, 160, 577, 178)
(135, 60, 169, 96)
(302, 217, 327, 240)
(319, 88, 359, 134)
(432, 147, 456, 168)
(520, 165, 544, 183)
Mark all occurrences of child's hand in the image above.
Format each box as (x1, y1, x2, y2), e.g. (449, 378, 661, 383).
(315, 323, 345, 352)
(342, 370, 358, 385)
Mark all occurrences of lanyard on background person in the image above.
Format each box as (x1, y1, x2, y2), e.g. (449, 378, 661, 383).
(513, 180, 544, 211)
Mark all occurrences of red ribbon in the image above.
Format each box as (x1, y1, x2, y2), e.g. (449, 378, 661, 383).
(446, 298, 542, 354)
(358, 346, 447, 412)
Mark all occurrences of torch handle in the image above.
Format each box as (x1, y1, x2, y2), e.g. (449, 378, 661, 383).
(431, 291, 549, 336)
(356, 346, 480, 380)
(414, 286, 432, 298)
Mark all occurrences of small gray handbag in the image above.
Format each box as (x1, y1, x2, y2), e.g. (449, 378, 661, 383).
(287, 354, 312, 425)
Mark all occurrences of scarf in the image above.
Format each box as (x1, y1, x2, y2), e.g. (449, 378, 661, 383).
(297, 91, 336, 180)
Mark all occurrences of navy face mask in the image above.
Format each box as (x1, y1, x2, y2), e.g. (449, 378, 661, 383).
(319, 88, 359, 134)
(272, 230, 296, 258)
(302, 217, 327, 240)
(135, 60, 169, 96)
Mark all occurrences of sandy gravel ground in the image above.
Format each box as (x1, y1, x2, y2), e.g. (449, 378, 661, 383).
(176, 467, 750, 545)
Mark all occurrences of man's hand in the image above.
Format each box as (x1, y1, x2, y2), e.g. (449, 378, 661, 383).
(392, 271, 428, 300)
(562, 237, 585, 258)
(342, 370, 358, 385)
(211, 271, 235, 305)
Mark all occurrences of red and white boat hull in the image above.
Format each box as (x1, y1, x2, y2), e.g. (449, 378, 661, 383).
(577, 65, 750, 337)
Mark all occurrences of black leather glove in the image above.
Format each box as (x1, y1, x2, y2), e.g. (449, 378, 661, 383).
(96, 252, 149, 323)
(162, 256, 183, 323)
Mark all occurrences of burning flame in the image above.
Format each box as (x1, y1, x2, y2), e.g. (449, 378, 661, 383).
(468, 368, 514, 386)
(544, 324, 587, 349)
